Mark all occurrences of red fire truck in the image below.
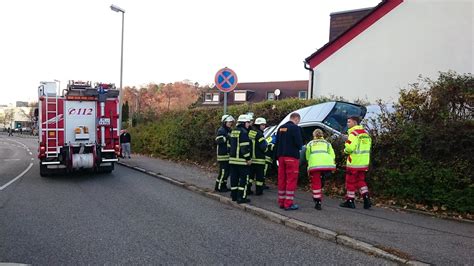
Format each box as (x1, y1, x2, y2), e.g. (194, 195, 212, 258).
(37, 80, 121, 176)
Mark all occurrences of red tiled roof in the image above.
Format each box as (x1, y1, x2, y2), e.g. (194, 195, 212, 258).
(235, 80, 308, 102)
(203, 80, 308, 105)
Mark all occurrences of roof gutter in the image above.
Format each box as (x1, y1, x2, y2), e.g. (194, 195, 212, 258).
(303, 61, 314, 99)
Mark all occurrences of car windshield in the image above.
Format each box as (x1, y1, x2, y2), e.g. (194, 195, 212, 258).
(322, 102, 366, 133)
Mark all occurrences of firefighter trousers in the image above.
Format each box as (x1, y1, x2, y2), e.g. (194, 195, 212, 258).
(277, 157, 299, 209)
(215, 161, 230, 190)
(250, 163, 265, 194)
(345, 169, 369, 200)
(230, 164, 250, 201)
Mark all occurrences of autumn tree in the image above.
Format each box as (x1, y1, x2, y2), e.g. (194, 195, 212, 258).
(18, 102, 38, 127)
(2, 108, 14, 128)
(121, 81, 200, 122)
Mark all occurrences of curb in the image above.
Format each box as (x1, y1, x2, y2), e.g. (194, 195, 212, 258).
(118, 161, 429, 265)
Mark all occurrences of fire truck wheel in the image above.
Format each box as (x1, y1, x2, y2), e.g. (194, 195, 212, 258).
(39, 164, 50, 177)
(98, 163, 114, 174)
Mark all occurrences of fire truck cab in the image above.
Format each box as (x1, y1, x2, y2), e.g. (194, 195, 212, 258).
(37, 80, 121, 176)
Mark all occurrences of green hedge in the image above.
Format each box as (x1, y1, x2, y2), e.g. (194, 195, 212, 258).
(369, 72, 473, 213)
(130, 72, 473, 214)
(131, 98, 325, 160)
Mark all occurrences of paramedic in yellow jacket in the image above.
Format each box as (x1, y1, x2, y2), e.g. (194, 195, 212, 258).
(305, 129, 336, 210)
(340, 116, 372, 209)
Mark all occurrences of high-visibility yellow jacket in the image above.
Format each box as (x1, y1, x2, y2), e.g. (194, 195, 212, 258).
(344, 125, 372, 171)
(305, 138, 336, 171)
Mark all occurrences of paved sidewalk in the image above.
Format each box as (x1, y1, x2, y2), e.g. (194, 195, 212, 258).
(119, 154, 473, 265)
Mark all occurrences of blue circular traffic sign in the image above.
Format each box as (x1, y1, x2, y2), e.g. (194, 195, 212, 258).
(215, 67, 238, 92)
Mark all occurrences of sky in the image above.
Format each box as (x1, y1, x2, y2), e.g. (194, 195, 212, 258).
(0, 0, 380, 105)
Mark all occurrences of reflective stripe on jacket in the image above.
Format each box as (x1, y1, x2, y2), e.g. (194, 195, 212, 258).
(265, 136, 275, 164)
(305, 138, 336, 171)
(249, 128, 267, 165)
(229, 124, 251, 165)
(344, 125, 372, 171)
(215, 125, 231, 161)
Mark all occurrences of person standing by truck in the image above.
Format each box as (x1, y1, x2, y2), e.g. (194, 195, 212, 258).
(120, 129, 132, 159)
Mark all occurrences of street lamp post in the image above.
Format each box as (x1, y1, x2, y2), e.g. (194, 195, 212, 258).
(110, 4, 125, 130)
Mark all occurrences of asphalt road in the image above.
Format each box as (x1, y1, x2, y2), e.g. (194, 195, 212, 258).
(0, 135, 390, 265)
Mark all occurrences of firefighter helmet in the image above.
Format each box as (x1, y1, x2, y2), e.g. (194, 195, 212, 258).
(254, 117, 267, 125)
(221, 115, 235, 122)
(246, 112, 254, 121)
(237, 114, 250, 123)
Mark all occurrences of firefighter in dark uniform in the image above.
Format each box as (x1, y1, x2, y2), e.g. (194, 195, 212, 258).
(248, 117, 268, 195)
(229, 114, 252, 204)
(264, 133, 276, 190)
(245, 112, 255, 193)
(215, 115, 235, 192)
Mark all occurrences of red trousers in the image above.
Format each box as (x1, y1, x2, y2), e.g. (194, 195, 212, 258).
(309, 170, 323, 201)
(277, 157, 299, 208)
(345, 169, 369, 200)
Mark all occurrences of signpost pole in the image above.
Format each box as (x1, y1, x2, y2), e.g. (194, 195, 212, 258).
(215, 67, 237, 117)
(223, 92, 227, 115)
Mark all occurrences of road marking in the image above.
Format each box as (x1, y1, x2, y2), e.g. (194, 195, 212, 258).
(3, 138, 29, 150)
(0, 162, 34, 191)
(29, 152, 32, 155)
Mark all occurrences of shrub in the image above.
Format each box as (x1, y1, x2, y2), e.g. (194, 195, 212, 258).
(370, 71, 473, 213)
(130, 98, 325, 163)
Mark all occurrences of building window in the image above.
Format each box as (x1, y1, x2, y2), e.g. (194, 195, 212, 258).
(205, 93, 213, 102)
(205, 93, 220, 102)
(298, 91, 307, 99)
(267, 92, 275, 101)
(234, 91, 246, 102)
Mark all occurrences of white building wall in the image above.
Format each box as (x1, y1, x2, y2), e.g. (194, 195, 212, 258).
(0, 106, 33, 129)
(312, 0, 473, 103)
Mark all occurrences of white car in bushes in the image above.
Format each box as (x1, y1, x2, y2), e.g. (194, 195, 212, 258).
(264, 101, 371, 143)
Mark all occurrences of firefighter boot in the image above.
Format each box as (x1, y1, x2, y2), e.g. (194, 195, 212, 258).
(215, 182, 229, 193)
(246, 179, 254, 195)
(262, 180, 270, 190)
(363, 194, 372, 209)
(222, 183, 230, 192)
(339, 199, 356, 209)
(255, 186, 263, 196)
(246, 184, 254, 195)
(237, 190, 251, 204)
(231, 190, 238, 201)
(314, 199, 322, 210)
